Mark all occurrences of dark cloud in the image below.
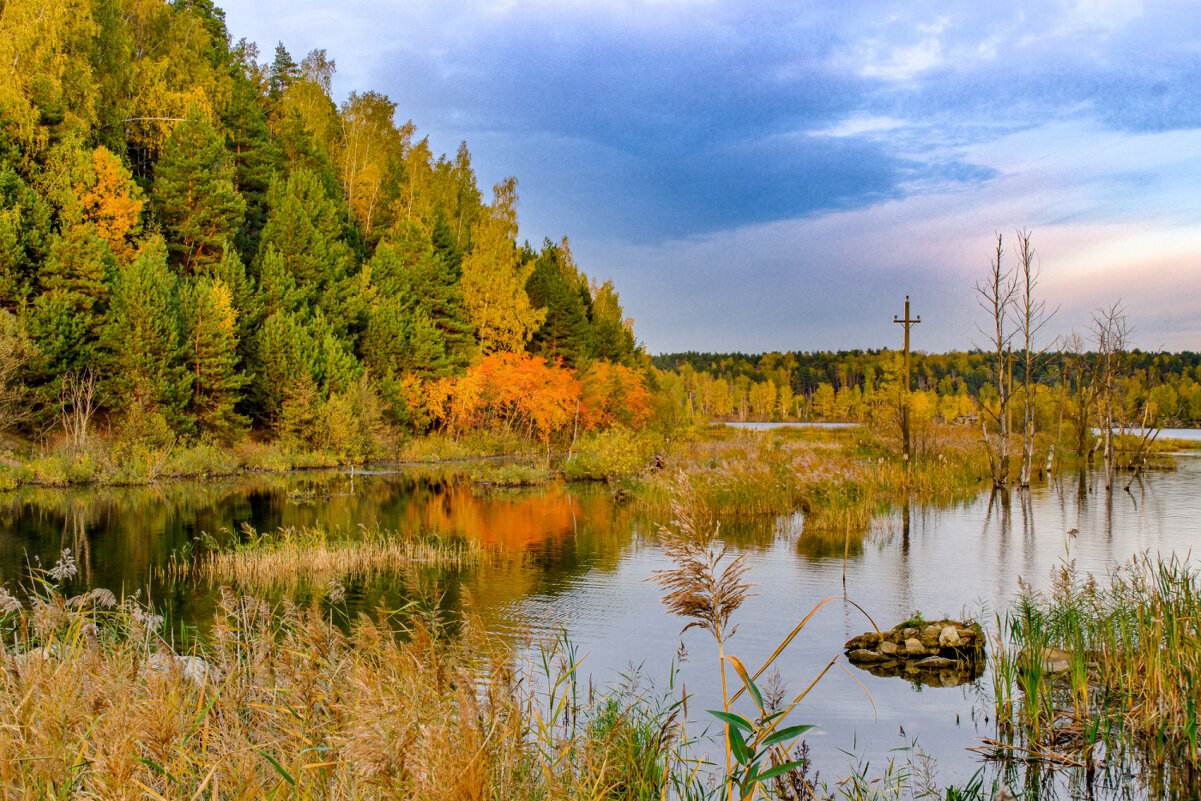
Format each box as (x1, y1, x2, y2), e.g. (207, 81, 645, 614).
(349, 0, 1201, 245)
(218, 0, 1201, 351)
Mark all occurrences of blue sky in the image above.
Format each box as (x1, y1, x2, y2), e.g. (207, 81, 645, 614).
(219, 0, 1201, 354)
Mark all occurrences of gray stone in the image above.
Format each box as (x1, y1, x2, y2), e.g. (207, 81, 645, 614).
(847, 649, 891, 663)
(880, 640, 899, 655)
(147, 653, 217, 689)
(905, 638, 926, 655)
(844, 633, 881, 650)
(915, 656, 960, 669)
(939, 626, 962, 648)
(1041, 648, 1071, 673)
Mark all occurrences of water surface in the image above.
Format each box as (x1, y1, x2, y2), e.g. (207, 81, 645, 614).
(2, 457, 1198, 797)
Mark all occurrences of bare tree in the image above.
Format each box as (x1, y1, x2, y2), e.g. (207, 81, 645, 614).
(60, 367, 99, 454)
(1092, 303, 1130, 492)
(1011, 230, 1057, 487)
(975, 233, 1017, 488)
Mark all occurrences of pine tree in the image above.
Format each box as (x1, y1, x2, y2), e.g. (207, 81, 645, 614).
(312, 310, 361, 393)
(527, 238, 593, 367)
(223, 61, 277, 258)
(268, 42, 299, 100)
(589, 279, 638, 365)
(180, 275, 248, 439)
(28, 223, 113, 382)
(99, 238, 192, 428)
(368, 228, 474, 375)
(154, 106, 246, 273)
(0, 166, 53, 307)
(250, 309, 317, 423)
(209, 241, 260, 352)
(255, 168, 354, 320)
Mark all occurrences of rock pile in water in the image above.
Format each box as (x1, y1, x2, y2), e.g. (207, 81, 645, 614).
(843, 619, 985, 688)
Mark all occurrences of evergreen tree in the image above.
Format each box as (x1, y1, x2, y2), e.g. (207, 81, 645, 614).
(312, 310, 361, 393)
(154, 106, 246, 273)
(99, 238, 191, 427)
(0, 166, 53, 307)
(209, 241, 260, 351)
(590, 279, 637, 365)
(28, 223, 113, 382)
(366, 230, 474, 377)
(268, 42, 299, 100)
(223, 57, 277, 258)
(255, 168, 359, 332)
(180, 275, 248, 439)
(251, 309, 316, 423)
(173, 0, 231, 70)
(526, 238, 593, 367)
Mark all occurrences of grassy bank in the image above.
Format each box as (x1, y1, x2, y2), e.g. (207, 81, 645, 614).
(0, 424, 672, 490)
(0, 430, 560, 489)
(638, 424, 988, 542)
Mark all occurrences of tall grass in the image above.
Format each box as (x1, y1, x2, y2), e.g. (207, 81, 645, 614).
(648, 475, 873, 800)
(640, 425, 986, 551)
(0, 551, 688, 800)
(992, 553, 1201, 770)
(165, 524, 494, 594)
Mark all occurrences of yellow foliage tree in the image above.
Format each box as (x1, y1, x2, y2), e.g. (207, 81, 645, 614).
(459, 178, 545, 353)
(78, 147, 145, 262)
(0, 0, 98, 158)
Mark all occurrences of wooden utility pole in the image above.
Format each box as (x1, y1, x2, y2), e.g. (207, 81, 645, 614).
(893, 296, 921, 461)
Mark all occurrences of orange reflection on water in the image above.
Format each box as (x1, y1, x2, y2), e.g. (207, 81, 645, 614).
(401, 484, 585, 549)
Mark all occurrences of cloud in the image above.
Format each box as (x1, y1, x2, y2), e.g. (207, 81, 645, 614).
(587, 120, 1201, 353)
(215, 0, 1201, 350)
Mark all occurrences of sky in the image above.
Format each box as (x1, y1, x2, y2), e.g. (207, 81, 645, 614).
(217, 0, 1201, 355)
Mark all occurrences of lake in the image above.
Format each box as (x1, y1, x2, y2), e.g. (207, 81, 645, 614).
(2, 454, 1198, 798)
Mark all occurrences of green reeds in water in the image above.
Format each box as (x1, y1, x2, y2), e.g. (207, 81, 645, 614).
(993, 552, 1201, 770)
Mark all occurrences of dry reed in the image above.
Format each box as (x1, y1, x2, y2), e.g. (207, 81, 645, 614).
(0, 551, 684, 800)
(165, 524, 494, 594)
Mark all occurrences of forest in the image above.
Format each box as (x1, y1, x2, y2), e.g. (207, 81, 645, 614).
(0, 0, 648, 479)
(2, 0, 1196, 490)
(654, 347, 1201, 430)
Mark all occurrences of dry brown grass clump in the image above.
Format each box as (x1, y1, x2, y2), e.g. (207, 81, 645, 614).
(165, 524, 494, 594)
(0, 552, 682, 800)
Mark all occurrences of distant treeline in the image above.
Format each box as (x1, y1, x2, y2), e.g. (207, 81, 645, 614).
(0, 0, 646, 457)
(653, 349, 1201, 426)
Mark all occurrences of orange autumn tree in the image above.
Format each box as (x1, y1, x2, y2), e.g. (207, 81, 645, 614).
(416, 354, 653, 445)
(580, 361, 653, 430)
(427, 352, 579, 445)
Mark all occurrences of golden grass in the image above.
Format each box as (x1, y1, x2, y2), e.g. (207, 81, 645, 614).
(0, 562, 683, 801)
(640, 425, 986, 543)
(166, 524, 495, 594)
